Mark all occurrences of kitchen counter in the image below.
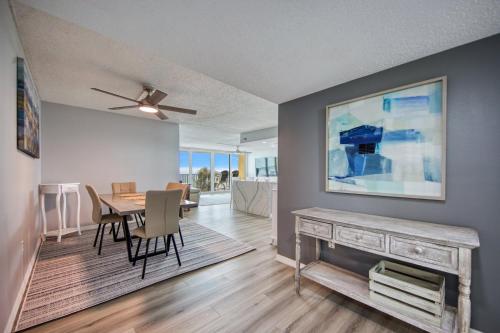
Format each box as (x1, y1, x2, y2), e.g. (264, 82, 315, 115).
(231, 180, 276, 217)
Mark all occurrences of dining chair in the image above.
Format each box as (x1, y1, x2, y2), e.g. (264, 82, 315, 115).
(215, 170, 229, 190)
(132, 190, 183, 279)
(85, 185, 123, 255)
(111, 181, 137, 194)
(166, 182, 189, 246)
(110, 181, 143, 237)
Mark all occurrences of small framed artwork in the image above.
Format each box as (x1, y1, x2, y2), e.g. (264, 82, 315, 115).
(17, 57, 40, 158)
(326, 77, 446, 200)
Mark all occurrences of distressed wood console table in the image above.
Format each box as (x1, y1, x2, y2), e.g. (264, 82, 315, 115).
(292, 207, 479, 333)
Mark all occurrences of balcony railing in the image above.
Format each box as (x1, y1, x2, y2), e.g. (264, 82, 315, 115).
(179, 172, 235, 192)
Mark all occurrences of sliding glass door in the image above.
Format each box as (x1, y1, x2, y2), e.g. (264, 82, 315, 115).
(230, 154, 240, 184)
(179, 151, 190, 184)
(178, 150, 245, 192)
(191, 152, 211, 192)
(214, 153, 230, 191)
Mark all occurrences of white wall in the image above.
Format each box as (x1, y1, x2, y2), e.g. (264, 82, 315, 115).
(41, 102, 180, 229)
(0, 1, 42, 331)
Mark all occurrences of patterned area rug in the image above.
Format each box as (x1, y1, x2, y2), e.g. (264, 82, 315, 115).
(16, 221, 255, 331)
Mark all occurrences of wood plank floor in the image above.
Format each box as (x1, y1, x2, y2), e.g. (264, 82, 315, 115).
(22, 204, 422, 333)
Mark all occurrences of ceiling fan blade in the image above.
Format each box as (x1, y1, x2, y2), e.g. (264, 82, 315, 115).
(108, 105, 139, 110)
(158, 105, 197, 115)
(146, 90, 168, 105)
(155, 110, 168, 120)
(91, 88, 139, 103)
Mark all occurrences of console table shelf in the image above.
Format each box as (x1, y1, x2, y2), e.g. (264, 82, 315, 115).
(301, 260, 457, 333)
(292, 207, 479, 333)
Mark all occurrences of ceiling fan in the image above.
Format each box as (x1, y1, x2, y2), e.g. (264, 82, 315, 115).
(91, 85, 197, 120)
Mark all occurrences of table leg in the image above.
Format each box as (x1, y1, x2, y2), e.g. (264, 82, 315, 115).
(458, 248, 472, 333)
(295, 217, 301, 295)
(76, 190, 81, 235)
(40, 192, 47, 241)
(315, 238, 321, 260)
(62, 192, 67, 230)
(122, 215, 133, 262)
(56, 192, 62, 242)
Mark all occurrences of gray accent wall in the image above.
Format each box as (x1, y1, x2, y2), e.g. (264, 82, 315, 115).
(278, 34, 500, 332)
(0, 1, 41, 331)
(41, 102, 180, 229)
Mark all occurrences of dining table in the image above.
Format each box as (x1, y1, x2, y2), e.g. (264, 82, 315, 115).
(99, 192, 197, 262)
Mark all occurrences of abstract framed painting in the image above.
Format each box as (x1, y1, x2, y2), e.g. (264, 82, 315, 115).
(17, 57, 40, 158)
(326, 77, 446, 200)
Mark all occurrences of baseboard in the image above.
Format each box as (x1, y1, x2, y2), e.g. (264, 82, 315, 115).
(274, 255, 483, 333)
(4, 236, 42, 333)
(275, 254, 305, 269)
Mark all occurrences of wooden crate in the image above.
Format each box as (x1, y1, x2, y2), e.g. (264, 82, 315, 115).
(369, 260, 445, 326)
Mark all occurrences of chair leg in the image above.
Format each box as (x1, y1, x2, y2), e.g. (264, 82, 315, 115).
(138, 214, 144, 226)
(93, 224, 102, 247)
(133, 238, 142, 266)
(108, 208, 114, 234)
(172, 234, 181, 266)
(154, 238, 158, 253)
(166, 235, 171, 255)
(134, 214, 141, 228)
(163, 236, 168, 257)
(98, 224, 106, 255)
(142, 239, 150, 279)
(178, 225, 184, 247)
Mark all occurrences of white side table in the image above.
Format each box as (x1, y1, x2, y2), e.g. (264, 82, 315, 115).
(40, 183, 81, 242)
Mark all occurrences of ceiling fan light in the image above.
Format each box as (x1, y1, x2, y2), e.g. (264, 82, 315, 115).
(139, 105, 158, 113)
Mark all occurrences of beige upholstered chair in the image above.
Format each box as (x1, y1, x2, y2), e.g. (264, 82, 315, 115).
(165, 182, 189, 200)
(111, 181, 136, 194)
(132, 190, 182, 279)
(165, 182, 189, 246)
(85, 185, 122, 255)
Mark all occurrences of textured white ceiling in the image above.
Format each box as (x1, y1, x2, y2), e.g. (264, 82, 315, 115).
(12, 2, 278, 148)
(16, 0, 500, 103)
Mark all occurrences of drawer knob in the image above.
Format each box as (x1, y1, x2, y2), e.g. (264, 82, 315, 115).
(355, 234, 363, 240)
(414, 246, 424, 254)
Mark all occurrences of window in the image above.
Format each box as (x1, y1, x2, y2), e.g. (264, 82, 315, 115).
(178, 150, 245, 192)
(214, 153, 230, 191)
(230, 154, 240, 181)
(179, 151, 189, 184)
(255, 157, 278, 177)
(192, 152, 211, 192)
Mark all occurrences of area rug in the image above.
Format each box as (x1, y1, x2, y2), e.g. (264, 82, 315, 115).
(15, 221, 255, 331)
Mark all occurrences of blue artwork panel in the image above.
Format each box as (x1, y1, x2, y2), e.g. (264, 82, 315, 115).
(339, 125, 383, 144)
(326, 78, 445, 200)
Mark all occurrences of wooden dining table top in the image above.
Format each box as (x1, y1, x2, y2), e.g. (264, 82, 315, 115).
(99, 192, 197, 216)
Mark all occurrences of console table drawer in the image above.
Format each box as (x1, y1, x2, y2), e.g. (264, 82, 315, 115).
(389, 236, 458, 270)
(299, 219, 332, 239)
(335, 226, 385, 252)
